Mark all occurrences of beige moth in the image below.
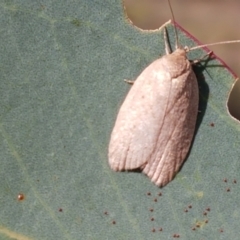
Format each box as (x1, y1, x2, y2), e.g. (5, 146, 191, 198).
(108, 21, 198, 187)
(108, 2, 240, 187)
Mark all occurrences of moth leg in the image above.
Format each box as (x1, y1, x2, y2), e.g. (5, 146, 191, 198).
(191, 51, 213, 64)
(163, 27, 171, 55)
(124, 79, 134, 85)
(157, 20, 172, 55)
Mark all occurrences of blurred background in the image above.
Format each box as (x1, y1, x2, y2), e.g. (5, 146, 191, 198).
(124, 0, 240, 120)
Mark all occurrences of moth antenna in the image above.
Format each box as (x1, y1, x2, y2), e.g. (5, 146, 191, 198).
(167, 0, 179, 49)
(188, 40, 240, 51)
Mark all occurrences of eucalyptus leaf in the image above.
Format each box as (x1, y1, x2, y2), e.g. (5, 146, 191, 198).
(0, 1, 239, 239)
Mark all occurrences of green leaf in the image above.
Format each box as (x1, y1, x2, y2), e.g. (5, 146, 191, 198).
(0, 0, 239, 239)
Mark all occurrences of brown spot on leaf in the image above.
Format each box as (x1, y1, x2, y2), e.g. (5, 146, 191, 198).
(17, 193, 25, 201)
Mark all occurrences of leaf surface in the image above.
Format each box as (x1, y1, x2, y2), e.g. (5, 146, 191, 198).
(0, 1, 239, 239)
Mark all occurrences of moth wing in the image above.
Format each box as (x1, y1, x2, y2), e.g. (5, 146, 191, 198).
(108, 59, 173, 171)
(142, 70, 198, 187)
